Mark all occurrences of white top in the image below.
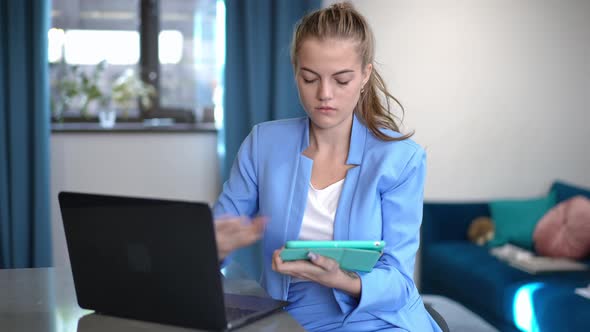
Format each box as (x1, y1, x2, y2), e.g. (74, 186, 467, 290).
(298, 179, 345, 241)
(291, 179, 344, 283)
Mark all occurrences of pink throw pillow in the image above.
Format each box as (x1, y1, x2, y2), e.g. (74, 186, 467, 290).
(533, 195, 590, 259)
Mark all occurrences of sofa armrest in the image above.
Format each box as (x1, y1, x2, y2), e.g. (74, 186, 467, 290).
(421, 202, 490, 246)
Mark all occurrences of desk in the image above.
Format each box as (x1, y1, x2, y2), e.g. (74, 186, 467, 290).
(0, 268, 304, 332)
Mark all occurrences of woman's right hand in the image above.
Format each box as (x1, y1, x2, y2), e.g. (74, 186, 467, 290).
(215, 216, 266, 260)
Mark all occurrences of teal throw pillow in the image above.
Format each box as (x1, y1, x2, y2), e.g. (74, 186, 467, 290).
(488, 191, 557, 250)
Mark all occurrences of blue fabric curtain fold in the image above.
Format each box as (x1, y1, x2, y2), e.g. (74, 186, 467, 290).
(222, 0, 320, 179)
(0, 0, 52, 268)
(222, 0, 320, 279)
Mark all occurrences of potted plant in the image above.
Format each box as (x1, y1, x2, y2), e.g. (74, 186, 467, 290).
(51, 60, 109, 121)
(111, 69, 156, 119)
(52, 62, 156, 127)
(78, 60, 107, 118)
(51, 62, 81, 122)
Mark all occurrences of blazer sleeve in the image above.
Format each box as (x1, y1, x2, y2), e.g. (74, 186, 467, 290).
(334, 147, 426, 320)
(213, 125, 260, 219)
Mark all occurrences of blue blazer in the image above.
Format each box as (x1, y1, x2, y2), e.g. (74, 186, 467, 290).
(214, 115, 438, 330)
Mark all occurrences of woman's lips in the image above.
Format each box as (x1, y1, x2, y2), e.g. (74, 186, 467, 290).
(316, 106, 336, 112)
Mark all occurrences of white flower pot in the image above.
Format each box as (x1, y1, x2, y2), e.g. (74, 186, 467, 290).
(98, 110, 117, 128)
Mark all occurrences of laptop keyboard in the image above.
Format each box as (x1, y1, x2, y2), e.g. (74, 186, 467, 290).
(225, 307, 257, 321)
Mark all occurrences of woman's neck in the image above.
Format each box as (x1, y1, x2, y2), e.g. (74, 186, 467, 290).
(307, 117, 352, 157)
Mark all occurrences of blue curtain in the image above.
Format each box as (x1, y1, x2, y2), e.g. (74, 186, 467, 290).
(222, 0, 320, 279)
(0, 0, 52, 268)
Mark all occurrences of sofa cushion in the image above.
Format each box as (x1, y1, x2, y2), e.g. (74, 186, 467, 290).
(533, 196, 590, 259)
(551, 181, 590, 203)
(421, 202, 490, 244)
(488, 191, 556, 250)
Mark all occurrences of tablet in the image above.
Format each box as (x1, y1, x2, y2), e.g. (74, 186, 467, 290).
(285, 240, 385, 251)
(280, 240, 385, 272)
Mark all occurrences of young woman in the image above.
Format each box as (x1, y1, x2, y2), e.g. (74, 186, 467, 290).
(214, 3, 441, 331)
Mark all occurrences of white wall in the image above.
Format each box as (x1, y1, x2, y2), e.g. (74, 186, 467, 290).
(326, 0, 590, 200)
(50, 132, 220, 268)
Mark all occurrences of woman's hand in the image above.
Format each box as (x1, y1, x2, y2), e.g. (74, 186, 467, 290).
(215, 216, 266, 260)
(272, 248, 361, 298)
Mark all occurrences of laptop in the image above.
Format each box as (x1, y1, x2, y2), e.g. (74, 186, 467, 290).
(58, 191, 288, 331)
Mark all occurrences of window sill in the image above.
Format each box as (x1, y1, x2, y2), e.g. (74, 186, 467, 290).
(51, 122, 218, 133)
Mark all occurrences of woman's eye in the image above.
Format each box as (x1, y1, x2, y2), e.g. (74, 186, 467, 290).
(336, 81, 350, 86)
(303, 78, 317, 84)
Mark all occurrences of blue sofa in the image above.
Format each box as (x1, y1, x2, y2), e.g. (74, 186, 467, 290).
(420, 181, 590, 332)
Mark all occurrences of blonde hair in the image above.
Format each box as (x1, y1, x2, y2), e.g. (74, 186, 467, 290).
(291, 2, 412, 141)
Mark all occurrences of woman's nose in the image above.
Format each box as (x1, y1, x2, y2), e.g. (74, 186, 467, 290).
(317, 81, 333, 101)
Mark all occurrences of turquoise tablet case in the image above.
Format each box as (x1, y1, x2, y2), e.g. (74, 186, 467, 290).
(280, 248, 382, 272)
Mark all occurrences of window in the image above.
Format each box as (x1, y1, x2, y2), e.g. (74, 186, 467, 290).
(49, 0, 225, 124)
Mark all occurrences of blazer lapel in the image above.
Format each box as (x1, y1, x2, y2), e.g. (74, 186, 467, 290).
(334, 114, 367, 240)
(285, 118, 313, 241)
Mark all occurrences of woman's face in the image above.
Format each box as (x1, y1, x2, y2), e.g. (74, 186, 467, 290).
(295, 38, 371, 132)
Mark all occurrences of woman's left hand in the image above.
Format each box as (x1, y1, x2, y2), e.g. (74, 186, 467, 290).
(272, 248, 361, 298)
